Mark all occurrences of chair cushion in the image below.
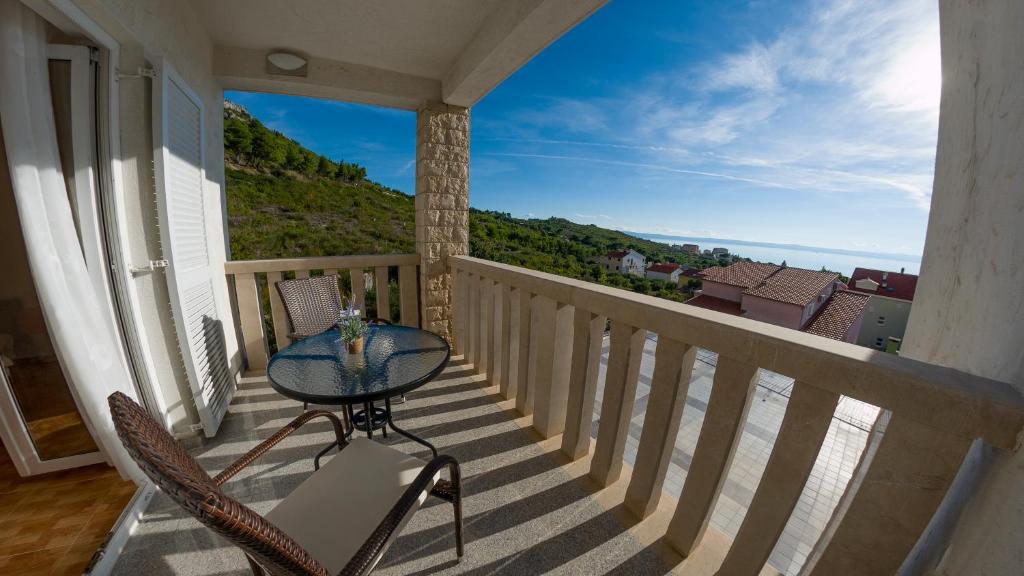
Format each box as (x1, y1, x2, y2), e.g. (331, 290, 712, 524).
(266, 438, 433, 574)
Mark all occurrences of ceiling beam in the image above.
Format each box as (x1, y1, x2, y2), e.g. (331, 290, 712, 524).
(213, 46, 441, 110)
(442, 0, 608, 107)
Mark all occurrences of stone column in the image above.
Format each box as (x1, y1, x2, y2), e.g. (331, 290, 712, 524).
(415, 102, 469, 341)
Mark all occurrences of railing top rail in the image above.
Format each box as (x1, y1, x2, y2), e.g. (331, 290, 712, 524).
(225, 253, 420, 274)
(450, 255, 1024, 448)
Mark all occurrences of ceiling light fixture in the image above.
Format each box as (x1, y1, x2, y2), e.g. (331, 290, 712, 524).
(266, 51, 308, 76)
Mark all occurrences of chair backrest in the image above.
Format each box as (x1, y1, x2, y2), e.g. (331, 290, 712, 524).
(108, 392, 329, 576)
(276, 275, 343, 338)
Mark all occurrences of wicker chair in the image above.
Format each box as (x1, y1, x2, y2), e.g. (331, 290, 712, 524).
(276, 274, 394, 411)
(108, 392, 463, 575)
(275, 274, 345, 339)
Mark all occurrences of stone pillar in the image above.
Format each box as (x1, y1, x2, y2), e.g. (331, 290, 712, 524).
(415, 102, 469, 341)
(898, 2, 1024, 574)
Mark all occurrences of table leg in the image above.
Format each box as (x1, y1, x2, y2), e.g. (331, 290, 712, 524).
(364, 401, 373, 439)
(376, 399, 388, 439)
(385, 397, 438, 458)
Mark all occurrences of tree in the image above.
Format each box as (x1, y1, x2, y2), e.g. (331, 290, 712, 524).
(317, 155, 337, 178)
(224, 118, 252, 162)
(284, 140, 304, 172)
(250, 124, 285, 167)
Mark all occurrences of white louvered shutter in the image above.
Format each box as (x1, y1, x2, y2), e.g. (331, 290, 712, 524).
(152, 61, 234, 437)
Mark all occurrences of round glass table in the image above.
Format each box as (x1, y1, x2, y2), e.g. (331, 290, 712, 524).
(267, 324, 450, 457)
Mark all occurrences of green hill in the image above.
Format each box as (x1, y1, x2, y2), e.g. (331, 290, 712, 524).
(224, 102, 721, 306)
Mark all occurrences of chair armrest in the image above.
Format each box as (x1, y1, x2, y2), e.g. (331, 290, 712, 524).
(213, 410, 347, 486)
(337, 454, 461, 576)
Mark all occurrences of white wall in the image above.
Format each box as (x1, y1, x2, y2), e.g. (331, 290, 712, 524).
(901, 1, 1024, 574)
(69, 0, 238, 435)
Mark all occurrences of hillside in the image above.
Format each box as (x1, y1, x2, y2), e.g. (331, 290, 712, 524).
(224, 102, 721, 304)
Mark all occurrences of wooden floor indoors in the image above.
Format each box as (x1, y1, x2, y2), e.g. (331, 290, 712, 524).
(0, 440, 136, 575)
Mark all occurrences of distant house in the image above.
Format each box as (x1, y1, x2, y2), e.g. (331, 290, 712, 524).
(681, 243, 699, 254)
(687, 261, 868, 343)
(646, 263, 683, 283)
(597, 249, 645, 276)
(711, 247, 730, 257)
(846, 267, 919, 351)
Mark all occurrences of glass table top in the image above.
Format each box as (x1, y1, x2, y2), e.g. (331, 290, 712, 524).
(267, 324, 450, 404)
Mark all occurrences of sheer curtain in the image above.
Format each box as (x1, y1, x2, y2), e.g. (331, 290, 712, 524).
(0, 0, 142, 482)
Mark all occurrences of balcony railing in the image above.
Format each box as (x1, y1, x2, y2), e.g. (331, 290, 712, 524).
(225, 253, 420, 372)
(448, 255, 1024, 575)
(220, 252, 1024, 574)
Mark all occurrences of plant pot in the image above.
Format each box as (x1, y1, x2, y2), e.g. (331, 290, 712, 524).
(346, 337, 364, 354)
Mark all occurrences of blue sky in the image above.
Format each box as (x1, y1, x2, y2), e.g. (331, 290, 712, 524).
(227, 0, 940, 256)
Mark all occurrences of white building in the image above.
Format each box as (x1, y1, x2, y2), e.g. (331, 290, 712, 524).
(646, 262, 684, 283)
(597, 248, 645, 276)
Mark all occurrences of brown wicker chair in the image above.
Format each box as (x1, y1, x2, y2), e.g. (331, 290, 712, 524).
(108, 392, 463, 575)
(275, 274, 394, 411)
(275, 274, 345, 339)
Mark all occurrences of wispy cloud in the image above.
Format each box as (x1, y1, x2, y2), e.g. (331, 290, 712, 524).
(481, 151, 799, 190)
(574, 213, 613, 221)
(479, 0, 940, 211)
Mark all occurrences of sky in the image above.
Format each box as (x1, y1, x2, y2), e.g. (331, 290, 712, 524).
(227, 0, 940, 257)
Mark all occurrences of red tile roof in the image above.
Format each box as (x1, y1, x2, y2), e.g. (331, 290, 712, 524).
(685, 294, 743, 316)
(699, 262, 781, 289)
(804, 290, 870, 341)
(744, 267, 840, 306)
(847, 267, 918, 301)
(647, 263, 682, 274)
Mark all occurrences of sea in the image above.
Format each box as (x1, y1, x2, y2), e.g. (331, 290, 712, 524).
(631, 233, 922, 276)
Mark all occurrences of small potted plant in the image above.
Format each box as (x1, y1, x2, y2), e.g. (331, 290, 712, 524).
(338, 301, 367, 354)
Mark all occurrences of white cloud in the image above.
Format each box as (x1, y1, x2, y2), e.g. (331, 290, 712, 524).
(574, 213, 613, 221)
(479, 0, 940, 214)
(703, 42, 781, 93)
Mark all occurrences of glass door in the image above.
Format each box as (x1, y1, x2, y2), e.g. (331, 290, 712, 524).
(0, 44, 106, 475)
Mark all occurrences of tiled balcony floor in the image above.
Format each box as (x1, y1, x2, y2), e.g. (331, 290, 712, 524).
(111, 358, 687, 575)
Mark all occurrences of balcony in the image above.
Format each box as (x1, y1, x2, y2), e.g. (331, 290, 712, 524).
(109, 253, 1024, 575)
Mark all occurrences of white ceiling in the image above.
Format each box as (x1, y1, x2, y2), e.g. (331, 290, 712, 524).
(194, 0, 608, 109)
(192, 0, 500, 80)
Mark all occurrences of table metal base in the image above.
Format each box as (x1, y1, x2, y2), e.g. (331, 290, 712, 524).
(311, 397, 439, 470)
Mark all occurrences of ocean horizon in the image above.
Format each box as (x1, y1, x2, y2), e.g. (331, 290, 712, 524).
(630, 232, 922, 276)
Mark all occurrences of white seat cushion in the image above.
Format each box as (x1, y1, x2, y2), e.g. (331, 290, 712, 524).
(266, 438, 433, 574)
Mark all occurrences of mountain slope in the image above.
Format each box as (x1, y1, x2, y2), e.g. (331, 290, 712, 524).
(224, 102, 718, 302)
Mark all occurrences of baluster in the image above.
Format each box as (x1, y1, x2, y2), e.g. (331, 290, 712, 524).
(512, 288, 532, 412)
(624, 337, 697, 518)
(590, 321, 647, 486)
(561, 309, 606, 460)
(495, 282, 512, 395)
(452, 268, 468, 356)
(265, 271, 291, 351)
(666, 356, 759, 555)
(398, 264, 418, 327)
(374, 266, 390, 322)
(234, 272, 268, 372)
(801, 413, 970, 576)
(348, 268, 366, 315)
(530, 297, 572, 438)
(717, 382, 839, 575)
(477, 276, 492, 377)
(467, 272, 479, 368)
